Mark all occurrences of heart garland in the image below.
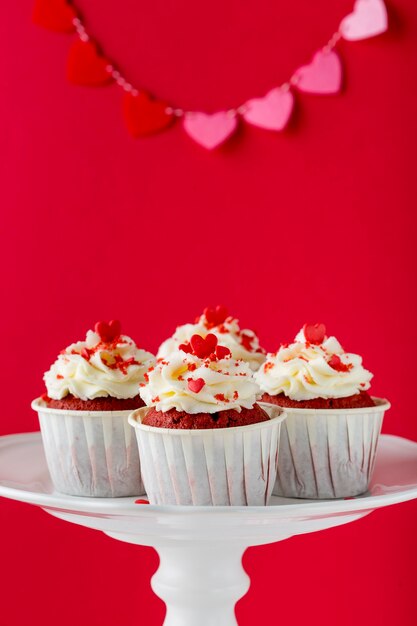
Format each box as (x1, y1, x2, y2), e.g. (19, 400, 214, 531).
(33, 0, 389, 150)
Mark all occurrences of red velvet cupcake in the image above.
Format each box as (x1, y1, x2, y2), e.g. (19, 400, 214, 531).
(32, 320, 155, 497)
(129, 333, 285, 506)
(255, 323, 390, 499)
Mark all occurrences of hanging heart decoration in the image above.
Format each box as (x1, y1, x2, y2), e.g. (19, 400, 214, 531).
(123, 92, 174, 137)
(242, 88, 294, 131)
(183, 112, 238, 149)
(32, 0, 76, 33)
(32, 0, 390, 150)
(293, 50, 342, 94)
(67, 39, 113, 86)
(340, 0, 388, 41)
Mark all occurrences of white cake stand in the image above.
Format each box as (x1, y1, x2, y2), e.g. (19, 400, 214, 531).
(1, 432, 417, 626)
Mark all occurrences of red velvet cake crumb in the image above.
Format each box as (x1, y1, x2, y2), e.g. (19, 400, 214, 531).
(142, 403, 270, 429)
(260, 391, 375, 409)
(44, 394, 145, 411)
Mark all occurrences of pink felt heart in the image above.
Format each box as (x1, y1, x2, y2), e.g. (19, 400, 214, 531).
(183, 112, 237, 150)
(294, 50, 342, 95)
(340, 0, 388, 41)
(243, 88, 294, 131)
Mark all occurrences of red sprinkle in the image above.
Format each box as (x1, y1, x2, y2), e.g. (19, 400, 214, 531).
(188, 378, 205, 393)
(81, 347, 91, 361)
(303, 323, 326, 345)
(94, 320, 121, 343)
(215, 393, 229, 402)
(216, 345, 231, 359)
(328, 354, 352, 372)
(135, 499, 149, 504)
(240, 332, 254, 352)
(204, 305, 229, 327)
(190, 333, 218, 359)
(56, 374, 63, 379)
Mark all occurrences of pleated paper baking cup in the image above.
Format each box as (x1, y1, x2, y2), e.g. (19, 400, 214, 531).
(274, 397, 390, 499)
(128, 403, 286, 506)
(32, 398, 144, 497)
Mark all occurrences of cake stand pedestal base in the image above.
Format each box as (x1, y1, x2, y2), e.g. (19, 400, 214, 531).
(151, 543, 248, 626)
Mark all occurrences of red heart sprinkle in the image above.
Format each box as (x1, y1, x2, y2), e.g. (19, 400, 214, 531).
(328, 354, 350, 372)
(134, 499, 149, 504)
(95, 320, 121, 343)
(32, 0, 76, 33)
(204, 305, 228, 326)
(216, 345, 231, 359)
(303, 323, 326, 345)
(67, 40, 113, 86)
(81, 348, 91, 361)
(179, 342, 192, 354)
(240, 332, 254, 351)
(188, 378, 205, 393)
(190, 333, 218, 358)
(123, 92, 174, 137)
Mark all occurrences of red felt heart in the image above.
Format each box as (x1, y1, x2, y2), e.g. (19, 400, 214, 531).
(188, 378, 205, 393)
(190, 334, 218, 359)
(95, 320, 121, 343)
(303, 323, 326, 345)
(123, 92, 174, 137)
(204, 305, 228, 326)
(67, 40, 113, 86)
(32, 0, 76, 33)
(216, 345, 231, 360)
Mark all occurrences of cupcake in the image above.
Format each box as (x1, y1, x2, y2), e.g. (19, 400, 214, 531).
(254, 323, 390, 499)
(129, 333, 286, 505)
(157, 305, 266, 371)
(32, 320, 155, 497)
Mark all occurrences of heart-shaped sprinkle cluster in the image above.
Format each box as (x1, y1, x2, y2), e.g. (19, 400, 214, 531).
(94, 320, 121, 343)
(203, 305, 228, 326)
(303, 323, 326, 345)
(179, 333, 231, 361)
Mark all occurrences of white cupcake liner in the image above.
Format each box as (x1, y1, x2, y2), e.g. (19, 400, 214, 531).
(32, 398, 144, 498)
(273, 397, 390, 499)
(128, 403, 286, 506)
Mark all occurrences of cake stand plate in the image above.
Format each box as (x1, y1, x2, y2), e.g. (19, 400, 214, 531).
(1, 432, 417, 626)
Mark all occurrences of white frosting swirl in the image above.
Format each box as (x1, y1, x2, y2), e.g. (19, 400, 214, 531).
(44, 330, 155, 400)
(157, 313, 265, 371)
(140, 350, 260, 413)
(254, 329, 373, 401)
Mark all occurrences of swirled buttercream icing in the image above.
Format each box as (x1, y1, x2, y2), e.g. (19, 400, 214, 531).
(140, 333, 260, 413)
(254, 323, 373, 401)
(44, 321, 155, 400)
(157, 306, 265, 371)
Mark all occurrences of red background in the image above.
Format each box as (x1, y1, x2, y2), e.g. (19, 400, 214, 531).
(1, 1, 417, 624)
